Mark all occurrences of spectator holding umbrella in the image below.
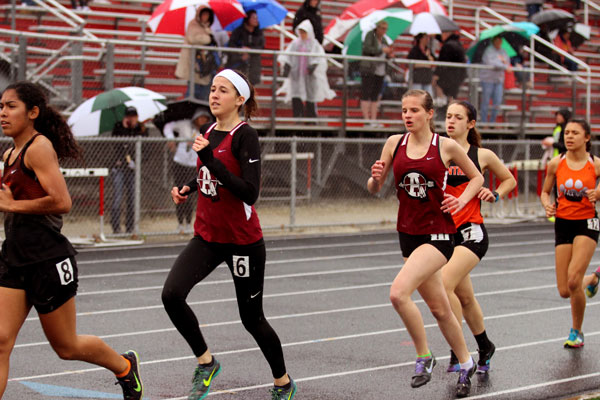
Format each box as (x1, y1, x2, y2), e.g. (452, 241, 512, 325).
(479, 35, 511, 123)
(433, 31, 467, 108)
(225, 10, 265, 85)
(554, 28, 578, 71)
(293, 0, 323, 44)
(407, 33, 436, 96)
(175, 6, 218, 101)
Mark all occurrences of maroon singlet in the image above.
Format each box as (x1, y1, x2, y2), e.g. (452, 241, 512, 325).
(194, 122, 263, 245)
(393, 132, 456, 235)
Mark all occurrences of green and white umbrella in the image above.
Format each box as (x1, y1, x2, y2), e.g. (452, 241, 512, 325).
(343, 8, 413, 56)
(68, 87, 167, 137)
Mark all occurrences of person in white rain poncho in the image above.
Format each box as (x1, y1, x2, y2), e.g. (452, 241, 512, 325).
(278, 19, 335, 119)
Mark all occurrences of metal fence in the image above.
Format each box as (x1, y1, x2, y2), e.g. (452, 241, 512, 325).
(1, 137, 587, 243)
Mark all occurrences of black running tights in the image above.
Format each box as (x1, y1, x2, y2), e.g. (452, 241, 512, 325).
(161, 236, 287, 378)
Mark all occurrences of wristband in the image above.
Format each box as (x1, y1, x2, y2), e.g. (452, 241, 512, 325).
(493, 191, 500, 203)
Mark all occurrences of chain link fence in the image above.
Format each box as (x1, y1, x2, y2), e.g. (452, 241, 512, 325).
(1, 136, 590, 243)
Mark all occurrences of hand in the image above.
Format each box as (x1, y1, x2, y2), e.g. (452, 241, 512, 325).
(307, 64, 317, 75)
(541, 136, 554, 149)
(477, 187, 496, 203)
(382, 46, 392, 56)
(587, 188, 599, 202)
(171, 185, 190, 204)
(441, 193, 466, 215)
(543, 202, 556, 218)
(192, 135, 210, 152)
(370, 160, 385, 183)
(0, 183, 14, 212)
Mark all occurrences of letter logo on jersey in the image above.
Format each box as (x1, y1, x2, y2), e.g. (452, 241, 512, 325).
(559, 178, 588, 202)
(197, 166, 222, 201)
(398, 171, 435, 200)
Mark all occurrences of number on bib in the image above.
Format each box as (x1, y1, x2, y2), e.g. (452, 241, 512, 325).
(232, 255, 250, 278)
(588, 218, 600, 231)
(56, 258, 74, 285)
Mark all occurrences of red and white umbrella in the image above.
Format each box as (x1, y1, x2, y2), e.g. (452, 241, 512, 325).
(148, 0, 246, 35)
(324, 0, 446, 41)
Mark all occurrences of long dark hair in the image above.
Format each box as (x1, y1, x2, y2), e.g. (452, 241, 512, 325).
(231, 70, 258, 120)
(401, 89, 435, 132)
(4, 81, 82, 160)
(567, 118, 592, 152)
(449, 100, 481, 147)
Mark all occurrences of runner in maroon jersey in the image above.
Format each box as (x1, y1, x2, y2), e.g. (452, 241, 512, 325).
(162, 69, 296, 400)
(0, 82, 143, 400)
(442, 101, 516, 374)
(367, 90, 483, 398)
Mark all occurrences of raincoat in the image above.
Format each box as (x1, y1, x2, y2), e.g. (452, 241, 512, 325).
(277, 19, 335, 104)
(175, 6, 215, 86)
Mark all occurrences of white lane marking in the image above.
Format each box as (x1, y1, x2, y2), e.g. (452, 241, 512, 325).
(16, 282, 565, 345)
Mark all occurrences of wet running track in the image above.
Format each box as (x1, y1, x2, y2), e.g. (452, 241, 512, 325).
(5, 222, 600, 400)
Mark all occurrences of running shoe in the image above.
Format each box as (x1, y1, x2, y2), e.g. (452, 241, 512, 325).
(476, 341, 496, 374)
(270, 376, 297, 400)
(564, 328, 584, 348)
(188, 358, 221, 400)
(585, 266, 600, 298)
(447, 350, 460, 373)
(456, 360, 476, 398)
(411, 355, 436, 388)
(115, 350, 143, 400)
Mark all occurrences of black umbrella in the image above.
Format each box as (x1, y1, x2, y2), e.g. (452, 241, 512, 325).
(153, 99, 212, 135)
(531, 9, 575, 32)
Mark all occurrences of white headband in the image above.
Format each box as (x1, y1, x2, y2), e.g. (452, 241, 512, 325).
(214, 69, 250, 105)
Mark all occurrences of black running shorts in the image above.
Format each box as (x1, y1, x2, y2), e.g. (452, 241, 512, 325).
(555, 217, 600, 246)
(398, 232, 455, 261)
(453, 222, 489, 260)
(0, 255, 78, 314)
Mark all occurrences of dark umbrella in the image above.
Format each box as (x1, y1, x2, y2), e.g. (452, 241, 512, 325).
(153, 99, 211, 135)
(531, 9, 575, 32)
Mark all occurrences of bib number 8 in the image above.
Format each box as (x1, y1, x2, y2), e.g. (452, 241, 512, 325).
(233, 255, 250, 278)
(56, 258, 74, 285)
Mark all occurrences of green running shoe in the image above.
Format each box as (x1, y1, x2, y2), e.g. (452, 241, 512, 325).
(270, 376, 297, 400)
(188, 358, 221, 400)
(115, 350, 143, 400)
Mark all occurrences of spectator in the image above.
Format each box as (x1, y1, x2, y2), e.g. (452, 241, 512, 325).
(175, 6, 218, 101)
(163, 109, 212, 235)
(70, 0, 89, 10)
(525, 0, 544, 20)
(542, 107, 571, 160)
(534, 24, 559, 65)
(407, 33, 436, 96)
(278, 19, 335, 120)
(293, 0, 323, 44)
(479, 35, 511, 123)
(510, 45, 532, 88)
(554, 28, 578, 71)
(433, 31, 466, 107)
(225, 10, 265, 85)
(110, 106, 147, 235)
(359, 20, 392, 126)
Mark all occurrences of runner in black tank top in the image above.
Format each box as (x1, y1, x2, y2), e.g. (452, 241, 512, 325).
(162, 70, 296, 400)
(0, 82, 143, 399)
(441, 101, 516, 374)
(367, 90, 483, 398)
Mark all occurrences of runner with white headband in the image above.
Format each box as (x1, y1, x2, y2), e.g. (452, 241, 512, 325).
(163, 70, 297, 400)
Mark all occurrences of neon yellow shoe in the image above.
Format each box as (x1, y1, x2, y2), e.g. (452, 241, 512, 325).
(564, 328, 584, 348)
(188, 358, 221, 400)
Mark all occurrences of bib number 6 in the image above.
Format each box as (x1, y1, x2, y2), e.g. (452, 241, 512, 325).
(232, 255, 250, 278)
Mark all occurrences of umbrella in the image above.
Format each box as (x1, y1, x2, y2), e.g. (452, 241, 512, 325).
(324, 0, 406, 41)
(408, 12, 459, 35)
(343, 8, 413, 56)
(467, 23, 539, 63)
(401, 0, 446, 15)
(531, 8, 575, 32)
(223, 0, 287, 31)
(153, 99, 211, 134)
(67, 87, 167, 137)
(148, 0, 246, 35)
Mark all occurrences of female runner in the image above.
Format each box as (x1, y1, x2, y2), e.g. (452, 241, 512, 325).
(0, 82, 143, 399)
(442, 101, 516, 373)
(541, 119, 600, 348)
(368, 90, 484, 397)
(162, 69, 296, 400)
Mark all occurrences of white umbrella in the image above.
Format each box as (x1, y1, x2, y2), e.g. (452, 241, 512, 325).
(408, 12, 459, 35)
